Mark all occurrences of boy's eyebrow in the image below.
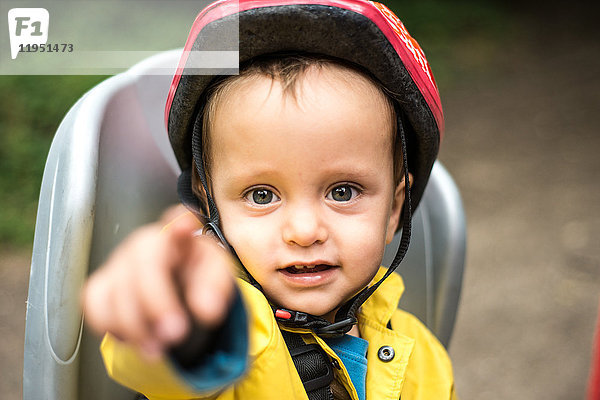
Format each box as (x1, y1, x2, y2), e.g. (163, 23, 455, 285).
(314, 166, 379, 180)
(223, 165, 382, 185)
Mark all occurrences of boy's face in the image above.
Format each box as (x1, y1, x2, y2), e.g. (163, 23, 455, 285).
(209, 66, 405, 321)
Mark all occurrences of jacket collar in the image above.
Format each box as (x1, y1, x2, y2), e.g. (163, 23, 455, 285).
(357, 268, 414, 400)
(359, 267, 405, 326)
(289, 268, 413, 400)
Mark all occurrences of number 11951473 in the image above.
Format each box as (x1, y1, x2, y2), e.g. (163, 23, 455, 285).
(19, 43, 73, 53)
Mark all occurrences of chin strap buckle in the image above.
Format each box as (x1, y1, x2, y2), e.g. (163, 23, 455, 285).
(275, 308, 357, 337)
(275, 309, 309, 324)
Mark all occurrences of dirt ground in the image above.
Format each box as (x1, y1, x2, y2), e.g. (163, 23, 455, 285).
(2, 3, 599, 400)
(442, 3, 600, 398)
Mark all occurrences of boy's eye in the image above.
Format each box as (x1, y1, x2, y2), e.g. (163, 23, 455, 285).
(246, 188, 280, 205)
(327, 184, 358, 202)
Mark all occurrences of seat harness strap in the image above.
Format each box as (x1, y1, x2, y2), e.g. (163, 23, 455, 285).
(281, 330, 335, 400)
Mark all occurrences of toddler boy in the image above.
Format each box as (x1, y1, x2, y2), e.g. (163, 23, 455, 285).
(83, 1, 455, 399)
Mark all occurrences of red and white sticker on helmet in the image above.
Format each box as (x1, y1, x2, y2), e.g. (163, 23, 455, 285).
(369, 1, 436, 89)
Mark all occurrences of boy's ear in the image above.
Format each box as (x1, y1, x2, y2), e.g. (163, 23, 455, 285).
(386, 172, 414, 245)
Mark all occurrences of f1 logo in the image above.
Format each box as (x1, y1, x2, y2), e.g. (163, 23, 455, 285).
(7, 8, 49, 59)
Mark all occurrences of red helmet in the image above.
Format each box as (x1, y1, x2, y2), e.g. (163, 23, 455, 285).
(166, 0, 443, 216)
(165, 0, 443, 335)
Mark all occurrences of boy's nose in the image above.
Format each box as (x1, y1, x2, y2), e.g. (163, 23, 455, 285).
(282, 204, 328, 247)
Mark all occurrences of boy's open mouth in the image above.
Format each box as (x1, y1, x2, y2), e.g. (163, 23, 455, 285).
(283, 264, 336, 274)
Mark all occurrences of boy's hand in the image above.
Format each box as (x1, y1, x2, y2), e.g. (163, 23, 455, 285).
(82, 206, 236, 359)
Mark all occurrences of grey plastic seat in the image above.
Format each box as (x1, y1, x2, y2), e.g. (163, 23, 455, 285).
(23, 50, 466, 400)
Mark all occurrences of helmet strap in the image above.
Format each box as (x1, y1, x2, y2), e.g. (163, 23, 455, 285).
(191, 119, 221, 227)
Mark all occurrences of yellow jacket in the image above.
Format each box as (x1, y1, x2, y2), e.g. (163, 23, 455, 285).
(101, 268, 456, 399)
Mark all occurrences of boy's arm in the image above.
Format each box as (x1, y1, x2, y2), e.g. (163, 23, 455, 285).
(100, 287, 248, 399)
(99, 277, 299, 400)
(82, 207, 246, 399)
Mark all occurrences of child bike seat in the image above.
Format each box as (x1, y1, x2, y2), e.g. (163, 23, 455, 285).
(23, 50, 465, 400)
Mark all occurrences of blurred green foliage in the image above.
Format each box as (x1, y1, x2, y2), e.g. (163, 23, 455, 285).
(0, 75, 106, 247)
(387, 0, 510, 87)
(0, 0, 508, 249)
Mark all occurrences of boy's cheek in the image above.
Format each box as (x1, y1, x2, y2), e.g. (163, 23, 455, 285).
(220, 216, 275, 258)
(335, 212, 388, 242)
